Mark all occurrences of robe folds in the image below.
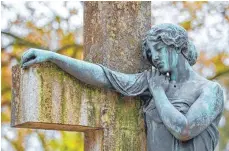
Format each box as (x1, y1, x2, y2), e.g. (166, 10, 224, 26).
(99, 65, 222, 151)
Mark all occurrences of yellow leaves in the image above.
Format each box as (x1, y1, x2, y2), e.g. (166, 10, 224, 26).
(178, 1, 206, 27)
(183, 1, 206, 12)
(1, 106, 11, 123)
(1, 65, 12, 92)
(180, 20, 192, 31)
(59, 33, 83, 59)
(55, 16, 61, 23)
(48, 132, 84, 151)
(25, 32, 48, 48)
(26, 21, 36, 29)
(70, 9, 78, 15)
(61, 33, 75, 46)
(12, 46, 27, 58)
(226, 16, 229, 22)
(62, 132, 84, 151)
(1, 89, 11, 108)
(25, 21, 52, 48)
(174, 2, 207, 31)
(1, 51, 11, 66)
(2, 127, 33, 151)
(59, 47, 83, 59)
(198, 51, 212, 66)
(1, 62, 12, 123)
(197, 51, 229, 81)
(211, 52, 229, 74)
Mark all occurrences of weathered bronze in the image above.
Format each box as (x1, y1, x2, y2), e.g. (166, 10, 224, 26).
(21, 24, 224, 151)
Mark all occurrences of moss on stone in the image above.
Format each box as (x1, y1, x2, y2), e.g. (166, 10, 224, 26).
(113, 96, 142, 151)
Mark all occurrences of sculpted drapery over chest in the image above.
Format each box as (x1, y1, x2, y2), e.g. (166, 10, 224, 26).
(21, 23, 224, 151)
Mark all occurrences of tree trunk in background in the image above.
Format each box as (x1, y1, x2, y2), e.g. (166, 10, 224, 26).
(84, 2, 151, 150)
(84, 1, 151, 73)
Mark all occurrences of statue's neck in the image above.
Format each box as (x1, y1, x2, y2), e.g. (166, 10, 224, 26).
(169, 56, 194, 83)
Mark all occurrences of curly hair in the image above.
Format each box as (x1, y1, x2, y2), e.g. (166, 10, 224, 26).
(142, 23, 198, 66)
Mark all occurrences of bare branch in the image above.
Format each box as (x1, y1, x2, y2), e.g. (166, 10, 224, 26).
(54, 43, 83, 52)
(1, 87, 11, 94)
(1, 101, 11, 107)
(2, 31, 83, 54)
(209, 69, 229, 80)
(1, 41, 15, 50)
(1, 31, 48, 49)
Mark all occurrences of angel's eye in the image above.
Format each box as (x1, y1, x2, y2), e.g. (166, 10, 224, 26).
(155, 42, 164, 51)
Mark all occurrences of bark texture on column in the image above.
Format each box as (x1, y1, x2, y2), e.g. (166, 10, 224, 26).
(84, 1, 151, 73)
(84, 2, 151, 151)
(11, 1, 151, 151)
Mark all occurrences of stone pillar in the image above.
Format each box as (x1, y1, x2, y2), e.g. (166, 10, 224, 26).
(83, 2, 151, 151)
(84, 1, 151, 73)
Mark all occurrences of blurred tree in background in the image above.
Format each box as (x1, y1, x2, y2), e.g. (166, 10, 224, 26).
(1, 1, 229, 151)
(1, 1, 84, 151)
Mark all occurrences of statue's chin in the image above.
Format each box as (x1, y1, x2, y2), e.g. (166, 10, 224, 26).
(158, 68, 168, 75)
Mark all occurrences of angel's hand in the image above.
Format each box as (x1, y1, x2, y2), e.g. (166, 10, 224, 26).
(21, 48, 53, 69)
(149, 70, 169, 92)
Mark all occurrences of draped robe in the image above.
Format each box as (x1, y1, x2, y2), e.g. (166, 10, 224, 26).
(99, 65, 223, 151)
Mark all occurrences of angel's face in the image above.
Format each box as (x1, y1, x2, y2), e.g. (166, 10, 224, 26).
(146, 40, 178, 74)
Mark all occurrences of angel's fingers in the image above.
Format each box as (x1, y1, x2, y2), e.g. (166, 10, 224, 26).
(22, 59, 37, 69)
(156, 69, 160, 76)
(154, 69, 157, 76)
(166, 75, 171, 82)
(21, 50, 36, 64)
(165, 75, 169, 82)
